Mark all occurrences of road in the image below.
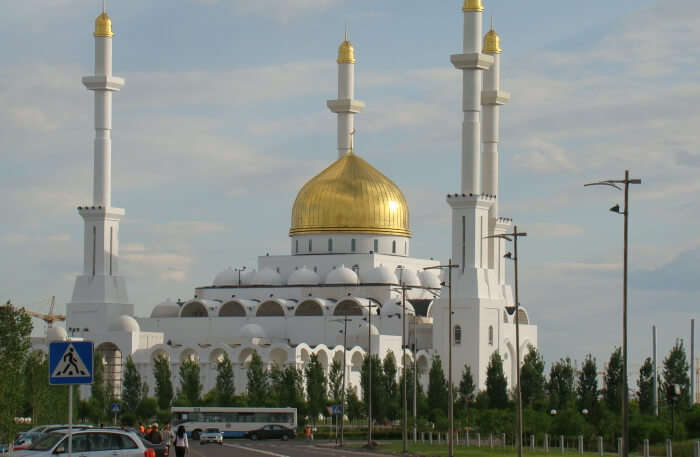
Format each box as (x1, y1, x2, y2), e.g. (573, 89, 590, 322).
(189, 440, 382, 457)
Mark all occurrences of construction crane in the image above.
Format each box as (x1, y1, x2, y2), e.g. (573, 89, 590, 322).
(25, 296, 66, 328)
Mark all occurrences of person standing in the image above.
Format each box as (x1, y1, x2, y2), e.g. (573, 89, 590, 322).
(149, 424, 163, 444)
(174, 426, 189, 457)
(163, 423, 174, 452)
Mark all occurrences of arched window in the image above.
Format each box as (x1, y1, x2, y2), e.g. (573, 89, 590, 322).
(328, 238, 333, 252)
(454, 325, 462, 345)
(308, 239, 312, 252)
(503, 311, 508, 323)
(392, 240, 397, 254)
(373, 239, 379, 253)
(488, 325, 494, 345)
(351, 239, 356, 252)
(295, 239, 299, 253)
(404, 241, 407, 255)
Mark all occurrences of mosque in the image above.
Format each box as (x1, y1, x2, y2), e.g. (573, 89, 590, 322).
(38, 0, 537, 399)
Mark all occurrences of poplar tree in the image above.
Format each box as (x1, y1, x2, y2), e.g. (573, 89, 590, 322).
(548, 357, 575, 411)
(603, 347, 623, 411)
(485, 352, 508, 409)
(328, 359, 344, 404)
(427, 355, 449, 418)
(246, 351, 268, 406)
(122, 356, 143, 411)
(90, 351, 107, 422)
(153, 355, 174, 410)
(577, 354, 598, 414)
(215, 353, 235, 405)
(179, 358, 202, 406)
(637, 357, 654, 415)
(305, 353, 327, 425)
(520, 346, 546, 409)
(662, 340, 690, 407)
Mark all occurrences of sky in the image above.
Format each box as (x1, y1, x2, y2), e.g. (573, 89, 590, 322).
(1, 0, 698, 381)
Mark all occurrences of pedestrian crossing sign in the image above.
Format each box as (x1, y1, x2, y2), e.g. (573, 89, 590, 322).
(49, 341, 93, 385)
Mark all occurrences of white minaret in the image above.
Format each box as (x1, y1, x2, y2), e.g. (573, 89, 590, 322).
(327, 32, 365, 159)
(67, 7, 133, 335)
(450, 0, 493, 195)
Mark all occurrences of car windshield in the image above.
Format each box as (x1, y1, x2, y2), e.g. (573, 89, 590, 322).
(29, 433, 64, 451)
(205, 429, 219, 433)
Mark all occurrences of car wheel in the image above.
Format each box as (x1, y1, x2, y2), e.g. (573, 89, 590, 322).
(192, 430, 201, 441)
(250, 434, 258, 441)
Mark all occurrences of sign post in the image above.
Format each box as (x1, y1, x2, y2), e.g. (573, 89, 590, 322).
(49, 341, 94, 457)
(111, 403, 121, 425)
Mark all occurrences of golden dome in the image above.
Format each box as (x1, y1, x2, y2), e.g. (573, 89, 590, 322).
(290, 153, 410, 237)
(483, 29, 502, 54)
(463, 0, 484, 12)
(337, 40, 356, 64)
(94, 12, 114, 38)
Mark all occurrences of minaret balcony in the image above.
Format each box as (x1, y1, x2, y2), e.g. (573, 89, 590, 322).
(450, 52, 493, 70)
(82, 75, 125, 91)
(481, 90, 511, 106)
(327, 99, 365, 114)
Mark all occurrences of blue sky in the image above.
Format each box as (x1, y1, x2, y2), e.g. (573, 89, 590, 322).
(1, 0, 698, 379)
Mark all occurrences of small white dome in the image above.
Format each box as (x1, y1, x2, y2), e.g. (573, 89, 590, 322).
(287, 266, 321, 286)
(381, 298, 415, 316)
(326, 265, 359, 285)
(363, 264, 398, 284)
(240, 269, 256, 285)
(351, 322, 380, 337)
(151, 299, 180, 318)
(213, 267, 236, 287)
(239, 323, 266, 339)
(252, 268, 282, 286)
(419, 269, 442, 288)
(110, 315, 140, 333)
(396, 268, 421, 287)
(47, 326, 68, 341)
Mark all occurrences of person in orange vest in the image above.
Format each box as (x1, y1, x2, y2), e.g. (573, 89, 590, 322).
(304, 425, 311, 441)
(139, 423, 145, 435)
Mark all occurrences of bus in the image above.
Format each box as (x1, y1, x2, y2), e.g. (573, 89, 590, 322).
(171, 407, 297, 439)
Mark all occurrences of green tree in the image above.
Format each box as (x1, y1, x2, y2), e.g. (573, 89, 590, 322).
(305, 353, 327, 425)
(267, 363, 283, 407)
(215, 353, 235, 405)
(279, 366, 305, 412)
(360, 354, 385, 422)
(246, 351, 268, 406)
(0, 302, 32, 444)
(382, 351, 399, 420)
(153, 355, 174, 410)
(25, 350, 50, 424)
(328, 359, 343, 405)
(486, 351, 508, 409)
(178, 358, 202, 405)
(662, 340, 690, 408)
(427, 355, 448, 420)
(577, 354, 598, 413)
(136, 397, 158, 421)
(637, 357, 655, 415)
(122, 356, 143, 411)
(520, 346, 546, 410)
(89, 350, 108, 423)
(604, 347, 623, 411)
(548, 357, 575, 411)
(458, 364, 475, 407)
(346, 386, 364, 421)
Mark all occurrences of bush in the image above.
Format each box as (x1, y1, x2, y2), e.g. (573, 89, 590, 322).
(683, 404, 700, 437)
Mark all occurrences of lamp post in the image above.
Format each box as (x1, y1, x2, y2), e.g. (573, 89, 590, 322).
(362, 302, 379, 447)
(485, 227, 528, 457)
(395, 266, 410, 454)
(585, 170, 641, 457)
(330, 314, 352, 447)
(235, 266, 247, 286)
(424, 259, 459, 457)
(412, 314, 418, 443)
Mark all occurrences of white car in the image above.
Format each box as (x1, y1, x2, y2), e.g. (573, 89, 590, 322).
(13, 429, 154, 457)
(199, 428, 223, 445)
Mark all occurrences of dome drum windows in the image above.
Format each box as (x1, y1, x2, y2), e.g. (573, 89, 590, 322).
(454, 325, 462, 345)
(488, 325, 494, 346)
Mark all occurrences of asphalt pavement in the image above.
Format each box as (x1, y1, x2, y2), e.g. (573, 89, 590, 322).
(190, 440, 384, 457)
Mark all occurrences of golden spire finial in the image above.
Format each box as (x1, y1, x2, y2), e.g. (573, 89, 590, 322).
(94, 0, 113, 38)
(349, 129, 355, 154)
(337, 28, 356, 64)
(463, 0, 484, 12)
(483, 18, 502, 54)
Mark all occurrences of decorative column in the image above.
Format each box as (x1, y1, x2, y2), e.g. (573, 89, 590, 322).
(327, 33, 365, 158)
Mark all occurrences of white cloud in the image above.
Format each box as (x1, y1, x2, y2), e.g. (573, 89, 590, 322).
(191, 0, 340, 22)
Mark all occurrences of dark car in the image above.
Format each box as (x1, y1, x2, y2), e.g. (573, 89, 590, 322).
(245, 425, 296, 441)
(139, 436, 169, 457)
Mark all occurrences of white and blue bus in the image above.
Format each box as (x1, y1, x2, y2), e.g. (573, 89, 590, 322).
(171, 407, 297, 439)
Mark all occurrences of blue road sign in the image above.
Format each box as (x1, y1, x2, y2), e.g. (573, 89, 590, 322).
(49, 341, 93, 385)
(111, 402, 121, 414)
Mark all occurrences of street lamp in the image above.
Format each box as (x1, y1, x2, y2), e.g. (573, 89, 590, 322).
(361, 302, 379, 447)
(235, 266, 247, 286)
(424, 259, 459, 457)
(585, 170, 641, 457)
(330, 314, 353, 447)
(485, 226, 528, 457)
(394, 266, 411, 455)
(671, 383, 682, 438)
